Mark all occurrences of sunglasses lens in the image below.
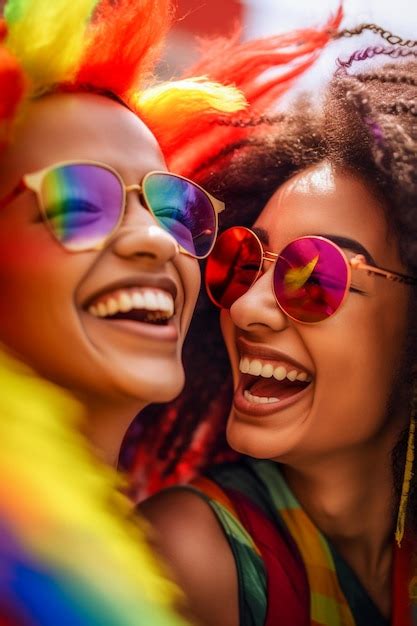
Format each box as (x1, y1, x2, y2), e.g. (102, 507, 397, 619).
(41, 164, 123, 251)
(143, 173, 216, 258)
(273, 237, 348, 322)
(205, 227, 262, 308)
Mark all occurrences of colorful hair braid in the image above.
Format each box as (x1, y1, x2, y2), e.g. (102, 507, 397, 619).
(0, 349, 188, 625)
(0, 0, 246, 154)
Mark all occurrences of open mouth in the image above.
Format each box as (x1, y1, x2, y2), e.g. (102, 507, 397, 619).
(87, 287, 175, 326)
(238, 356, 313, 406)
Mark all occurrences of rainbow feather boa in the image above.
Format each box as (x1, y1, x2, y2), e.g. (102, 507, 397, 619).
(0, 350, 187, 625)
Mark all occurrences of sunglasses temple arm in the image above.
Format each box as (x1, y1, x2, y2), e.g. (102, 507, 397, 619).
(0, 180, 26, 210)
(353, 258, 417, 285)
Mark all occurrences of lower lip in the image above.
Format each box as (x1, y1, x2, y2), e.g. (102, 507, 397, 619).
(233, 378, 313, 418)
(89, 316, 179, 342)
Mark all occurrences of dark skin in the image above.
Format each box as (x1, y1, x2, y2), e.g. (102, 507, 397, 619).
(141, 162, 412, 625)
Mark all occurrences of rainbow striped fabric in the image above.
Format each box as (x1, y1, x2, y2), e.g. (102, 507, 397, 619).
(190, 457, 412, 626)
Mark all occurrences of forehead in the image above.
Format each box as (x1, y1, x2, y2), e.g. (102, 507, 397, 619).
(255, 161, 394, 263)
(0, 92, 165, 183)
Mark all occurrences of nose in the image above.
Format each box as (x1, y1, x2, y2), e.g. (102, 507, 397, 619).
(111, 195, 179, 264)
(229, 265, 289, 333)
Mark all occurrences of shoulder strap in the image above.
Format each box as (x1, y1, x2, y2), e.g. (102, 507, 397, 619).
(224, 487, 310, 626)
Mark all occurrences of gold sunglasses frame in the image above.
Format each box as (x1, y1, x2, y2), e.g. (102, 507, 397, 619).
(0, 160, 225, 258)
(206, 226, 417, 324)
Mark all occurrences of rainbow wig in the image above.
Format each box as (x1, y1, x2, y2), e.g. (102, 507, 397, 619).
(0, 349, 188, 625)
(0, 0, 246, 154)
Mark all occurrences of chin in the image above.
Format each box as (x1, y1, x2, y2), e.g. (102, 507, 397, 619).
(226, 418, 290, 460)
(114, 366, 186, 405)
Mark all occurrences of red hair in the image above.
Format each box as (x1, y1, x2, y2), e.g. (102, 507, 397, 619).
(0, 18, 25, 148)
(165, 6, 343, 176)
(75, 0, 172, 97)
(0, 0, 245, 152)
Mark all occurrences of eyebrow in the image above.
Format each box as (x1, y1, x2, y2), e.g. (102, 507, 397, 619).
(252, 226, 270, 246)
(252, 227, 376, 266)
(317, 234, 376, 265)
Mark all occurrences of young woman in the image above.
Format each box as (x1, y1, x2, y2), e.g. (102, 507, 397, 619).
(0, 1, 244, 622)
(0, 0, 244, 468)
(141, 36, 417, 626)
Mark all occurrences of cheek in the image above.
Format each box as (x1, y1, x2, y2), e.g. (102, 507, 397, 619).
(220, 311, 239, 385)
(178, 256, 201, 332)
(309, 289, 409, 439)
(0, 227, 81, 359)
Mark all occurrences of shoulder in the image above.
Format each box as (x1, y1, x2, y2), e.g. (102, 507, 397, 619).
(140, 486, 233, 569)
(140, 486, 239, 626)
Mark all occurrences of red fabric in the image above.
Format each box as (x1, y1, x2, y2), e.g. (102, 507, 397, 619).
(225, 488, 310, 626)
(392, 537, 414, 626)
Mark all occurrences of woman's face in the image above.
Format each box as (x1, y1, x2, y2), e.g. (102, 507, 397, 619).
(0, 93, 200, 406)
(221, 161, 411, 462)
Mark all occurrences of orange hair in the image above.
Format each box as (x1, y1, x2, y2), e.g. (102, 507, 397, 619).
(164, 6, 343, 176)
(0, 0, 246, 154)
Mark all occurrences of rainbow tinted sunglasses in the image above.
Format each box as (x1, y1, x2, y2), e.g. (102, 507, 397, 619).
(205, 226, 417, 323)
(0, 160, 224, 258)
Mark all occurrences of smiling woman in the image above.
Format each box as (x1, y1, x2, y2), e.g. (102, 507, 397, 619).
(0, 0, 248, 623)
(140, 30, 417, 626)
(0, 0, 245, 466)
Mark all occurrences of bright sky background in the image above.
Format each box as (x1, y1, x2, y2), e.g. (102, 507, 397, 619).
(241, 0, 416, 101)
(243, 0, 417, 38)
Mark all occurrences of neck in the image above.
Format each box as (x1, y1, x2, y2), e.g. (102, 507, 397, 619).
(282, 424, 403, 580)
(284, 442, 393, 566)
(76, 394, 145, 468)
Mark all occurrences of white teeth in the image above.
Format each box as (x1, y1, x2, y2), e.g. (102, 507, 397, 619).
(119, 292, 132, 312)
(97, 302, 108, 317)
(244, 390, 279, 404)
(261, 363, 274, 378)
(273, 366, 287, 381)
(287, 370, 298, 382)
(248, 359, 263, 376)
(88, 288, 175, 319)
(240, 357, 250, 374)
(132, 292, 145, 309)
(238, 356, 312, 383)
(144, 291, 159, 311)
(107, 297, 119, 315)
(157, 292, 169, 311)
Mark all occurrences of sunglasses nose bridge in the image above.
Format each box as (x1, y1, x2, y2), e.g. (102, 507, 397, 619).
(263, 251, 279, 262)
(125, 183, 142, 194)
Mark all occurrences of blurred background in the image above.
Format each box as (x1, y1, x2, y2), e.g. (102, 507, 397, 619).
(164, 0, 417, 89)
(1, 1, 415, 85)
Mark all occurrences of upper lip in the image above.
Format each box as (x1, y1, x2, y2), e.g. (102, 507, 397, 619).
(83, 274, 178, 309)
(236, 336, 313, 375)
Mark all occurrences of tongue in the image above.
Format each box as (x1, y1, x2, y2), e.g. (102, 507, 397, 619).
(249, 377, 307, 401)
